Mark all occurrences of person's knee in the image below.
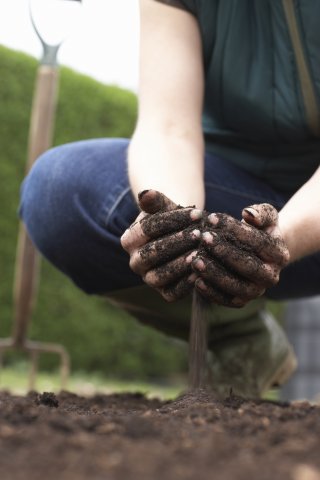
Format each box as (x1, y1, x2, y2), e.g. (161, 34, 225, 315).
(20, 145, 80, 262)
(19, 139, 139, 294)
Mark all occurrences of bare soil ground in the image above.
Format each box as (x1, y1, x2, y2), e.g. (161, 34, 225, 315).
(0, 389, 320, 480)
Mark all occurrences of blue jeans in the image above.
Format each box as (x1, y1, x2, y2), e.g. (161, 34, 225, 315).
(20, 138, 320, 301)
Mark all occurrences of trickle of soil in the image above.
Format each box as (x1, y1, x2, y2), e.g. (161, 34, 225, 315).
(189, 290, 209, 389)
(0, 390, 319, 480)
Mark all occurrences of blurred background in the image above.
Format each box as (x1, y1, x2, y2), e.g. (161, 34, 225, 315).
(0, 0, 139, 92)
(0, 0, 188, 397)
(0, 0, 319, 402)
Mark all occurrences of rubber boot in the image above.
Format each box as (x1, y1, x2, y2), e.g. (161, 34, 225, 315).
(106, 286, 297, 398)
(206, 307, 297, 398)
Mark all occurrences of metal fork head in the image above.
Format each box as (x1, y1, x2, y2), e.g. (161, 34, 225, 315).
(0, 338, 70, 391)
(29, 0, 83, 65)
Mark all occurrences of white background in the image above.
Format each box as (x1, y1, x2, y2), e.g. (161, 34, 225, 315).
(0, 0, 139, 92)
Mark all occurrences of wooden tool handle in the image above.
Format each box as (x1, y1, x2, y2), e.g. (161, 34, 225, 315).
(12, 65, 59, 346)
(27, 65, 59, 170)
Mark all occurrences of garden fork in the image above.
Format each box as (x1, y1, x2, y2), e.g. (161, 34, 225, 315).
(0, 0, 82, 390)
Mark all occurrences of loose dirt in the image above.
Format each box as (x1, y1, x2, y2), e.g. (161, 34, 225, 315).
(0, 389, 319, 480)
(189, 291, 209, 389)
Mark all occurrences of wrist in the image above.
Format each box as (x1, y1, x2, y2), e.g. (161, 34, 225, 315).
(278, 213, 319, 263)
(278, 215, 298, 263)
(128, 131, 205, 208)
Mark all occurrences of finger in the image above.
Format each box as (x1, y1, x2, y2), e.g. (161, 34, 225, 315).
(121, 211, 148, 252)
(144, 250, 198, 288)
(121, 208, 202, 253)
(242, 203, 278, 230)
(140, 208, 202, 239)
(130, 227, 201, 275)
(138, 189, 178, 213)
(194, 278, 246, 308)
(202, 232, 280, 288)
(206, 213, 289, 265)
(192, 255, 265, 299)
(160, 273, 197, 302)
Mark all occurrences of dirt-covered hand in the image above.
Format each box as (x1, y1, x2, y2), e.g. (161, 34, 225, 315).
(191, 203, 290, 307)
(121, 190, 203, 301)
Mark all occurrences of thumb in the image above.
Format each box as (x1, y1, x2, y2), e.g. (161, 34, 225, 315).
(242, 203, 279, 234)
(138, 189, 178, 214)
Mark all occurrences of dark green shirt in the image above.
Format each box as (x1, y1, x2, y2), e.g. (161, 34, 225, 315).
(154, 0, 320, 192)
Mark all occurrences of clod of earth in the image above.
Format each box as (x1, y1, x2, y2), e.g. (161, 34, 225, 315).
(36, 392, 59, 408)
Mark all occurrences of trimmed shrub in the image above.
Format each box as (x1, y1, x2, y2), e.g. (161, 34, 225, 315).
(0, 45, 188, 379)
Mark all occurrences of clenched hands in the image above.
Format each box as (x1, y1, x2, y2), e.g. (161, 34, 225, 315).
(121, 190, 290, 307)
(193, 204, 290, 307)
(121, 190, 203, 301)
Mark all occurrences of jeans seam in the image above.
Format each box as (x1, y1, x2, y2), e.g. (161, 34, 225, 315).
(205, 181, 282, 207)
(103, 185, 132, 227)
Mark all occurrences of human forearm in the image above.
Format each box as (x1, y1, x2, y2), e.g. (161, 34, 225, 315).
(128, 126, 205, 208)
(121, 0, 208, 303)
(278, 166, 320, 262)
(130, 0, 205, 208)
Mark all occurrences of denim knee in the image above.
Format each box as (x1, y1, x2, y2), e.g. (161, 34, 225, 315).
(20, 139, 141, 294)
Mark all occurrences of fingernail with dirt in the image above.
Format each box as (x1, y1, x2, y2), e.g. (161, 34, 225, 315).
(186, 251, 198, 264)
(188, 272, 198, 283)
(138, 189, 150, 201)
(190, 209, 203, 221)
(195, 278, 207, 291)
(202, 231, 217, 244)
(191, 229, 201, 239)
(207, 213, 219, 225)
(193, 258, 205, 271)
(243, 207, 257, 218)
(138, 189, 172, 214)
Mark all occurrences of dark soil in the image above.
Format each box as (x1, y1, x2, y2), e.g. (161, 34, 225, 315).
(1, 389, 320, 480)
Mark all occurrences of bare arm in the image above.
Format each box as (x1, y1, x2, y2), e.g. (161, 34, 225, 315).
(121, 2, 205, 302)
(279, 165, 320, 262)
(128, 0, 205, 208)
(124, 1, 320, 305)
(193, 165, 320, 306)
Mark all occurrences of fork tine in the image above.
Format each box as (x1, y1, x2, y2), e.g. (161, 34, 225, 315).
(29, 350, 39, 391)
(0, 338, 70, 391)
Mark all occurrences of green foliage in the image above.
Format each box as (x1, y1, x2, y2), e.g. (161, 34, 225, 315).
(0, 45, 188, 379)
(1, 362, 185, 399)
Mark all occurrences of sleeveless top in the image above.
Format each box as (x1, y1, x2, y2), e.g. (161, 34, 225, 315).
(154, 0, 320, 192)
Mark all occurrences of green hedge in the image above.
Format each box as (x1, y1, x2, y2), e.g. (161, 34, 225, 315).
(0, 45, 188, 379)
